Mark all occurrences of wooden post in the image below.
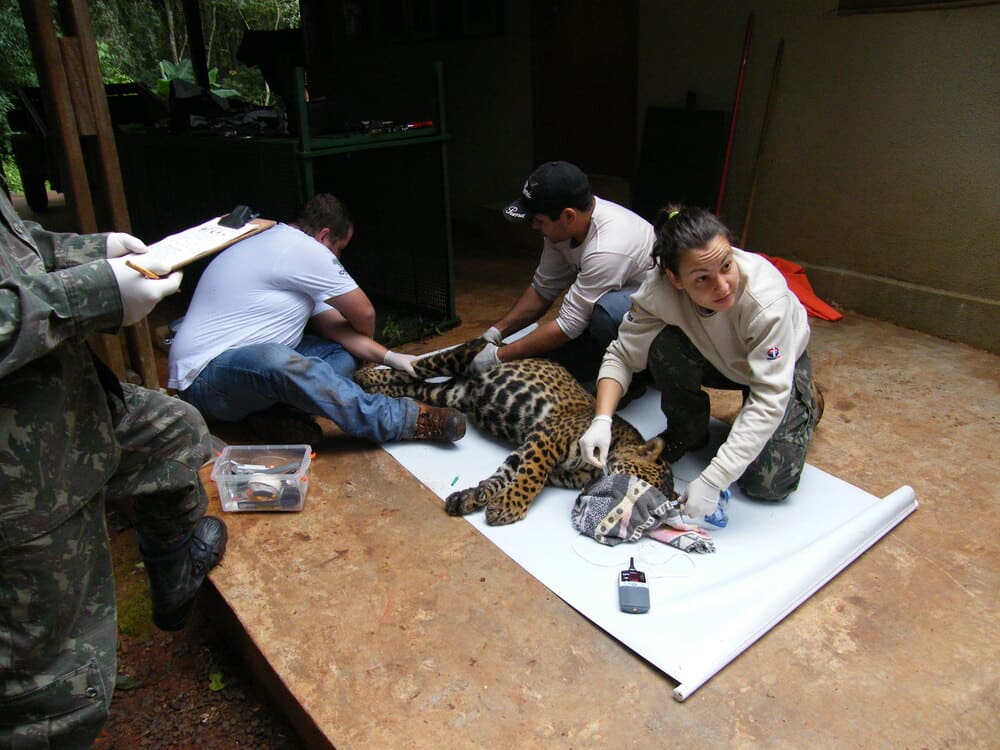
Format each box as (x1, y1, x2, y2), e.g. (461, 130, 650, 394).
(715, 12, 754, 218)
(17, 0, 160, 388)
(19, 0, 97, 232)
(181, 0, 211, 90)
(740, 40, 785, 250)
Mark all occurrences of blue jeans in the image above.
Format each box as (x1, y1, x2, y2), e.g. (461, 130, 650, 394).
(590, 287, 636, 345)
(179, 334, 419, 443)
(545, 287, 637, 383)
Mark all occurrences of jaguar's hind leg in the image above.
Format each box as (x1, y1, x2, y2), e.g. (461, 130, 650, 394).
(483, 429, 565, 525)
(354, 337, 489, 397)
(444, 436, 550, 519)
(444, 467, 512, 516)
(353, 365, 418, 398)
(408, 339, 488, 378)
(367, 339, 488, 388)
(445, 426, 569, 525)
(355, 366, 467, 411)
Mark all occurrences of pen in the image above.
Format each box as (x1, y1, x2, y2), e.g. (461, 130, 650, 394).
(125, 260, 161, 280)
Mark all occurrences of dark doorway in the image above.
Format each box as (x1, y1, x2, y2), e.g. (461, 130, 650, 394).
(530, 1, 638, 178)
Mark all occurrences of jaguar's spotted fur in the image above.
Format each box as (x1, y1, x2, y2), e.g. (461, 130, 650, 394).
(354, 339, 673, 525)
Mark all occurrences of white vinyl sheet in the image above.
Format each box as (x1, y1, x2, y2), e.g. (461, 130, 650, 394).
(380, 336, 918, 700)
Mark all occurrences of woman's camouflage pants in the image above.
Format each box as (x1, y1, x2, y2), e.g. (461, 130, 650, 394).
(647, 325, 821, 500)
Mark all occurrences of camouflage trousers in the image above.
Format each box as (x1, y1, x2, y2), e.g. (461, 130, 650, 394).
(647, 325, 820, 501)
(0, 385, 211, 748)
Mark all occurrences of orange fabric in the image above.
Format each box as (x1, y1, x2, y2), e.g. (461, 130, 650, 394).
(759, 254, 843, 322)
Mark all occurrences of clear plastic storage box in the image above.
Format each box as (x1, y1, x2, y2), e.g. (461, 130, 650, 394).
(210, 445, 311, 512)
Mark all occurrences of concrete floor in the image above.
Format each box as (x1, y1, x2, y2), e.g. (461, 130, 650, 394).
(15, 195, 999, 747)
(204, 231, 997, 749)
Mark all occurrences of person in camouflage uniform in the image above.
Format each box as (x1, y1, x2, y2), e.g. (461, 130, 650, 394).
(580, 203, 823, 521)
(0, 182, 227, 747)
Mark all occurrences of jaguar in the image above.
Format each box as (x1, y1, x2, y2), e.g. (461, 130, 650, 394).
(354, 338, 673, 525)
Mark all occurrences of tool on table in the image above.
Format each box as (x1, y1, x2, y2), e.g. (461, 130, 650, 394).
(212, 446, 310, 513)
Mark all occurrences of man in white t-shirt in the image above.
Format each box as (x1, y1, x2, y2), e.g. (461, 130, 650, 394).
(471, 161, 656, 385)
(168, 194, 465, 445)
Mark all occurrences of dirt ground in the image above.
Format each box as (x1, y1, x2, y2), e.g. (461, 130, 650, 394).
(92, 509, 303, 750)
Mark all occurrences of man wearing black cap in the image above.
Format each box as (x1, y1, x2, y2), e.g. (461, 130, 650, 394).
(472, 161, 656, 385)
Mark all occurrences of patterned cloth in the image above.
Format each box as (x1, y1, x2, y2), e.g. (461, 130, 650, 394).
(572, 474, 716, 554)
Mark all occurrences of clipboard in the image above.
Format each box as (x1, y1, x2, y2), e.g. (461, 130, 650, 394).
(135, 215, 276, 275)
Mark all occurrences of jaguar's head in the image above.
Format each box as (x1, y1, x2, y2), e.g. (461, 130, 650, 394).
(607, 437, 675, 500)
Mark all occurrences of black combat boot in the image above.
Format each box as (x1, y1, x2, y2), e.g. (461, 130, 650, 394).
(143, 516, 228, 631)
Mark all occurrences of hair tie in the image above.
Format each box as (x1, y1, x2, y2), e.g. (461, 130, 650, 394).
(668, 210, 680, 219)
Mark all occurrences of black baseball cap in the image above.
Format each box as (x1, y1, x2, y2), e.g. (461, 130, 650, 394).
(502, 161, 592, 223)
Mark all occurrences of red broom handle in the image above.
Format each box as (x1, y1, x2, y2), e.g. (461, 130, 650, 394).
(715, 12, 754, 217)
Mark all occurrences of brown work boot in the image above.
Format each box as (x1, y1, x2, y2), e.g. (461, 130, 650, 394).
(411, 402, 466, 442)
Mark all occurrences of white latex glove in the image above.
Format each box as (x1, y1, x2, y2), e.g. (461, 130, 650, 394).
(481, 326, 503, 345)
(470, 342, 502, 374)
(681, 474, 722, 521)
(105, 232, 149, 259)
(108, 256, 182, 327)
(579, 415, 613, 468)
(383, 350, 418, 377)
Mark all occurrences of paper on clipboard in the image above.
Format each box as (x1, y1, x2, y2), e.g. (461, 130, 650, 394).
(144, 215, 276, 272)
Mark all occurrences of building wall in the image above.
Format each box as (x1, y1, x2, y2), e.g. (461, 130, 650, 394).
(371, 0, 998, 352)
(637, 0, 1000, 351)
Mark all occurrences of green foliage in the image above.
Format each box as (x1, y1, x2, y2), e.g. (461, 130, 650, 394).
(377, 308, 447, 348)
(96, 39, 134, 84)
(114, 560, 154, 641)
(156, 58, 240, 99)
(0, 3, 35, 90)
(0, 2, 36, 147)
(2, 155, 23, 193)
(102, 0, 302, 105)
(380, 316, 405, 348)
(114, 673, 141, 691)
(0, 0, 302, 191)
(157, 58, 193, 97)
(1, 0, 302, 116)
